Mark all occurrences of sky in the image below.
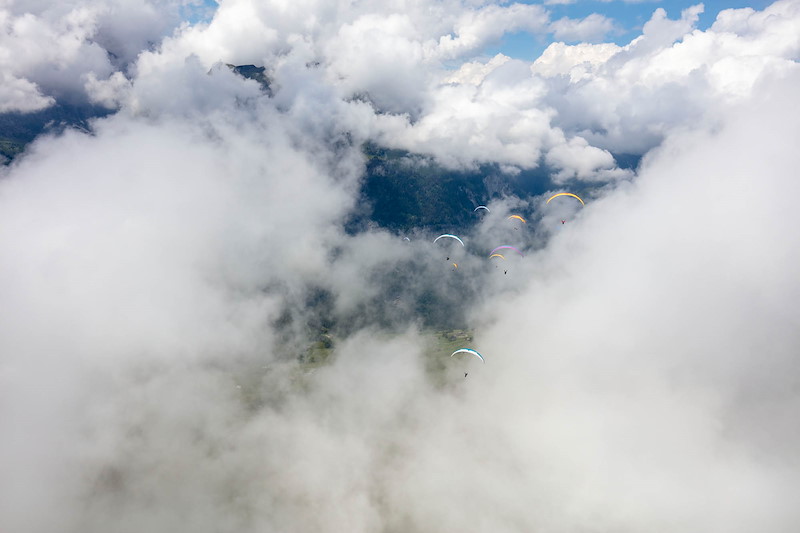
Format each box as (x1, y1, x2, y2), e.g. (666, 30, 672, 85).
(1, 1, 799, 532)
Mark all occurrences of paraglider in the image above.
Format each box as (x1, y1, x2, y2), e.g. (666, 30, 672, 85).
(433, 234, 465, 247)
(546, 192, 585, 206)
(451, 348, 485, 363)
(452, 263, 458, 270)
(474, 205, 490, 213)
(489, 245, 523, 257)
(489, 253, 505, 260)
(561, 219, 566, 224)
(507, 215, 526, 223)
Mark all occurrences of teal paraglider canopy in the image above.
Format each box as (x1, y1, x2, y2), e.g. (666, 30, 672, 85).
(451, 348, 485, 363)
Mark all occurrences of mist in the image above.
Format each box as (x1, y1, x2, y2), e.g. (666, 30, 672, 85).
(1, 0, 799, 532)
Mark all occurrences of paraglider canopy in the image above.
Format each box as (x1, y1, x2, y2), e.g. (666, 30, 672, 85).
(433, 234, 465, 247)
(489, 253, 506, 260)
(451, 348, 485, 363)
(507, 214, 526, 223)
(474, 205, 490, 213)
(489, 245, 523, 257)
(546, 192, 585, 206)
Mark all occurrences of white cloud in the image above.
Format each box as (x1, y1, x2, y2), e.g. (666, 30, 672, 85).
(533, 1, 800, 154)
(476, 69, 800, 530)
(84, 70, 131, 108)
(2, 2, 800, 531)
(549, 13, 618, 43)
(531, 41, 621, 79)
(371, 57, 559, 169)
(5, 65, 798, 530)
(0, 0, 186, 111)
(544, 134, 622, 180)
(442, 52, 512, 85)
(623, 3, 704, 54)
(0, 70, 54, 112)
(436, 3, 551, 59)
(0, 60, 368, 528)
(323, 13, 434, 115)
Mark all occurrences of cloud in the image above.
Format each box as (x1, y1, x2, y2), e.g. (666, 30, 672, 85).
(84, 70, 131, 108)
(371, 57, 559, 170)
(0, 1, 187, 111)
(441, 52, 512, 85)
(475, 67, 800, 530)
(544, 133, 625, 180)
(627, 3, 705, 53)
(549, 13, 618, 43)
(436, 3, 551, 59)
(0, 70, 55, 112)
(531, 41, 621, 79)
(88, 0, 631, 179)
(2, 1, 800, 532)
(534, 1, 800, 154)
(0, 56, 370, 530)
(324, 13, 434, 115)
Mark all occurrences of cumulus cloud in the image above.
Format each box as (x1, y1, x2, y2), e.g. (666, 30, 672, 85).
(531, 41, 621, 79)
(2, 0, 800, 532)
(84, 70, 131, 108)
(534, 0, 800, 154)
(441, 52, 512, 85)
(0, 70, 54, 112)
(41, 0, 627, 178)
(0, 0, 188, 111)
(436, 2, 550, 59)
(549, 13, 618, 43)
(371, 57, 559, 169)
(544, 133, 625, 180)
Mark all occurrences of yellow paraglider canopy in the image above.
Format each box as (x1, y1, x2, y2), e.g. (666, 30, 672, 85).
(546, 192, 585, 206)
(507, 215, 527, 223)
(489, 254, 506, 260)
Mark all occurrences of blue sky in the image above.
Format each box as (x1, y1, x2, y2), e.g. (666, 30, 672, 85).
(181, 0, 219, 25)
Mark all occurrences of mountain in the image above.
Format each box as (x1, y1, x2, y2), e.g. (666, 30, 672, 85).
(350, 142, 627, 234)
(0, 103, 112, 163)
(228, 64, 272, 95)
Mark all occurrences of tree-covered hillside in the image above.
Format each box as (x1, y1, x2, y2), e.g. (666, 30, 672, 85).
(0, 103, 112, 163)
(351, 142, 629, 234)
